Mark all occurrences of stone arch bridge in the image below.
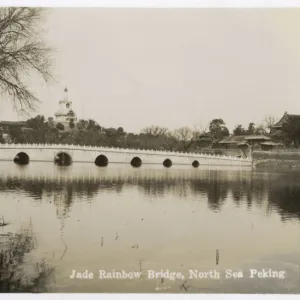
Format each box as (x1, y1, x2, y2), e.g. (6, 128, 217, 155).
(0, 143, 252, 168)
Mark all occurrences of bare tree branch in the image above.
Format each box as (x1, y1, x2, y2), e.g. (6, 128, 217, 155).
(0, 7, 53, 112)
(264, 115, 277, 132)
(173, 126, 193, 142)
(141, 125, 169, 137)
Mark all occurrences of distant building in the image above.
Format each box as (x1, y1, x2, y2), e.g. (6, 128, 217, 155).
(0, 121, 33, 143)
(260, 141, 283, 151)
(0, 121, 26, 133)
(196, 135, 213, 148)
(216, 135, 246, 149)
(269, 112, 300, 146)
(54, 87, 77, 128)
(243, 135, 272, 151)
(0, 121, 34, 134)
(271, 111, 300, 134)
(217, 135, 273, 151)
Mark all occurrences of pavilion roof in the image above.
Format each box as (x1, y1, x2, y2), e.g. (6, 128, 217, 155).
(243, 135, 271, 141)
(218, 135, 246, 144)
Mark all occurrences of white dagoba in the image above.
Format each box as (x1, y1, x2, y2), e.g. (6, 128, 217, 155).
(54, 87, 77, 128)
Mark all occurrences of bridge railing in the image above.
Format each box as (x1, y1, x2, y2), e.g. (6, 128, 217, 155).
(0, 143, 252, 161)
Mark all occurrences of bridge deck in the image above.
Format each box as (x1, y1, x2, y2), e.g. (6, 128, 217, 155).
(0, 143, 253, 167)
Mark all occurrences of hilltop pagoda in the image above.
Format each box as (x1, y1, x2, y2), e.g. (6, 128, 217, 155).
(54, 87, 77, 128)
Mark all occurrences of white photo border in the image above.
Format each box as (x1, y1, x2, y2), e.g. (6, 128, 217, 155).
(0, 0, 300, 8)
(0, 1, 299, 300)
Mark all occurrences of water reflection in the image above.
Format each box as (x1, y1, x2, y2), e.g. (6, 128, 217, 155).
(0, 163, 299, 222)
(268, 173, 300, 221)
(0, 163, 300, 293)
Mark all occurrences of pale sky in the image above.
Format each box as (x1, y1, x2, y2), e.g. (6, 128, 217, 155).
(1, 8, 300, 133)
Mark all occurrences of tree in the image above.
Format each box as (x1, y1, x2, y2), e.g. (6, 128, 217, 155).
(117, 127, 125, 135)
(24, 115, 47, 143)
(192, 122, 209, 135)
(0, 8, 53, 112)
(8, 126, 23, 143)
(45, 127, 59, 144)
(26, 115, 45, 130)
(254, 124, 267, 135)
(233, 125, 247, 136)
(77, 119, 88, 131)
(264, 115, 277, 133)
(247, 122, 255, 135)
(173, 126, 193, 141)
(172, 127, 194, 151)
(48, 117, 54, 126)
(208, 119, 229, 141)
(104, 128, 117, 136)
(0, 132, 4, 143)
(69, 119, 75, 129)
(141, 125, 168, 137)
(56, 123, 64, 131)
(87, 119, 101, 131)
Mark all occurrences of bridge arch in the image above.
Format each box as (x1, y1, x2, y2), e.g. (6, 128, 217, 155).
(131, 157, 142, 168)
(95, 154, 108, 167)
(54, 151, 72, 166)
(14, 152, 30, 165)
(163, 158, 172, 168)
(192, 160, 199, 168)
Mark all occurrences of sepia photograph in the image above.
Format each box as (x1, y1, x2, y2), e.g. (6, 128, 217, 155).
(0, 2, 300, 296)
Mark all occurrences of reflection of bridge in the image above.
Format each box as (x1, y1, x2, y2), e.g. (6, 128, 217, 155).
(0, 163, 253, 183)
(2, 164, 299, 221)
(0, 143, 252, 167)
(1, 162, 299, 221)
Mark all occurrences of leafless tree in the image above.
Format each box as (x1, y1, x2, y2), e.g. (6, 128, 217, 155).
(141, 125, 169, 137)
(171, 127, 197, 151)
(173, 126, 193, 141)
(192, 122, 209, 134)
(264, 115, 277, 132)
(191, 123, 209, 139)
(0, 8, 53, 112)
(254, 123, 268, 135)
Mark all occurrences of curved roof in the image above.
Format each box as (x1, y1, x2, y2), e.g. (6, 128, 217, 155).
(244, 135, 271, 141)
(219, 135, 246, 144)
(274, 112, 300, 128)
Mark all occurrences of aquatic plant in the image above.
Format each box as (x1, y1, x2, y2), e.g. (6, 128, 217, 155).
(0, 227, 54, 292)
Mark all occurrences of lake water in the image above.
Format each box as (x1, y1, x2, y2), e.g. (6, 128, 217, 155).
(0, 162, 300, 293)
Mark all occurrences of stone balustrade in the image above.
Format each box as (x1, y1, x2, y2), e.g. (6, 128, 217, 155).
(0, 143, 251, 162)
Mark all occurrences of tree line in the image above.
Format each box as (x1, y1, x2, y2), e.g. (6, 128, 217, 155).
(2, 111, 300, 149)
(0, 115, 280, 152)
